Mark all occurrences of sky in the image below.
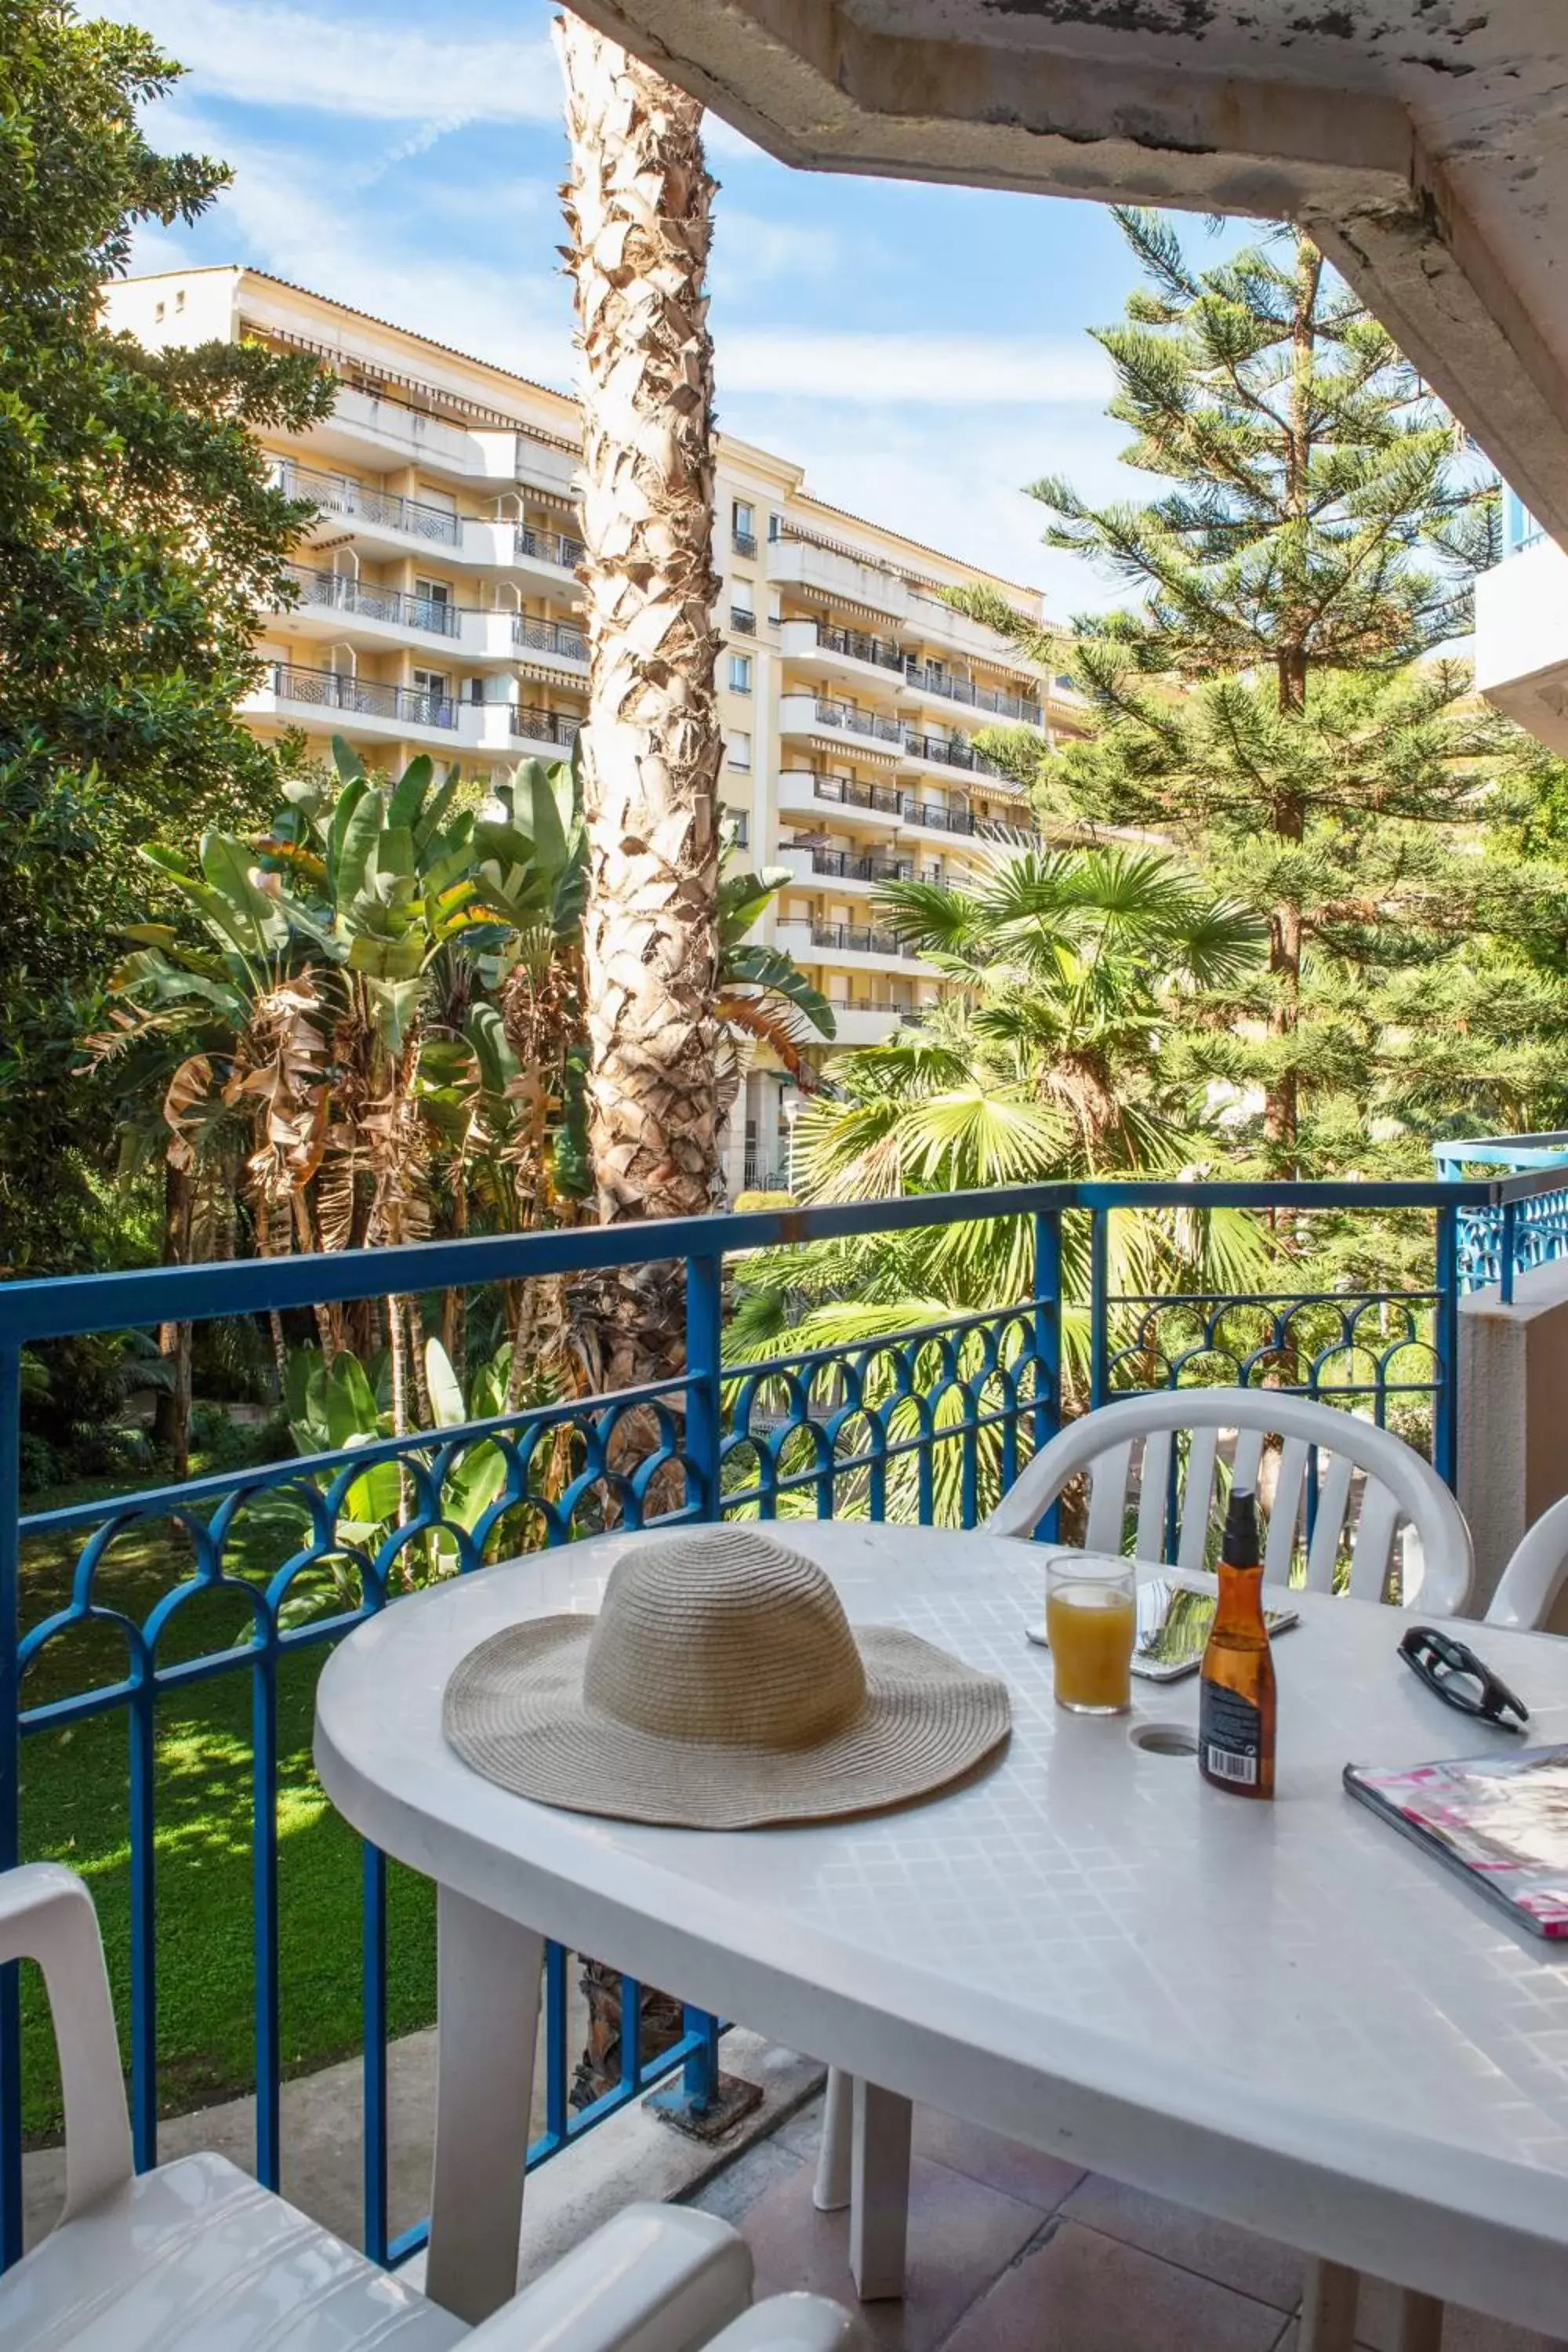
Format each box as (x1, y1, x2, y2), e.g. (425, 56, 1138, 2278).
(107, 0, 1207, 614)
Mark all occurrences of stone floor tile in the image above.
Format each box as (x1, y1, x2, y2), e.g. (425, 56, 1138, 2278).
(911, 2107, 1086, 2212)
(739, 2151, 1047, 2351)
(942, 2221, 1293, 2352)
(1061, 2172, 1305, 2310)
(688, 2134, 807, 2225)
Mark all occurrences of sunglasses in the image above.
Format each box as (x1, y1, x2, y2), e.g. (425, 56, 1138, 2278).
(1398, 1625, 1530, 1731)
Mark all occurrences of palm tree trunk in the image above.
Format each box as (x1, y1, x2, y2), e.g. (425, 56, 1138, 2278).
(557, 9, 724, 1266)
(153, 1156, 194, 1476)
(556, 11, 724, 2114)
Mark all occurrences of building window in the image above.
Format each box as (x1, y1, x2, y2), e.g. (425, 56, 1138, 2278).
(729, 653, 753, 695)
(727, 728, 752, 770)
(154, 299, 165, 323)
(732, 499, 757, 558)
(725, 808, 750, 847)
(175, 289, 185, 313)
(768, 512, 782, 542)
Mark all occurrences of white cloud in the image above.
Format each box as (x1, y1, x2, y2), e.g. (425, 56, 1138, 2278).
(717, 330, 1113, 405)
(138, 100, 577, 389)
(103, 0, 561, 122)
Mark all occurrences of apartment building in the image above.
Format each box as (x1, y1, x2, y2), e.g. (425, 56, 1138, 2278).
(103, 265, 1086, 1192)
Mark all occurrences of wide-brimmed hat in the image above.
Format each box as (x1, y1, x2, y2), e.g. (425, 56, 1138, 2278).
(442, 1524, 1011, 1830)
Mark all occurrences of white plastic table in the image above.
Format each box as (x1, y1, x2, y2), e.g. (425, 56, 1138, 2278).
(314, 1523, 1568, 2333)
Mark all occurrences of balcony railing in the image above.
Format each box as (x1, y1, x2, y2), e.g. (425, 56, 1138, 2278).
(283, 565, 463, 639)
(510, 704, 582, 748)
(902, 664, 1043, 726)
(516, 523, 585, 571)
(267, 662, 458, 730)
(733, 529, 758, 559)
(807, 850, 942, 885)
(272, 462, 462, 547)
(808, 699, 905, 746)
(515, 615, 588, 661)
(730, 608, 757, 637)
(3, 1171, 1553, 2267)
(806, 774, 906, 818)
(814, 622, 906, 674)
(902, 731, 1003, 777)
(811, 920, 920, 958)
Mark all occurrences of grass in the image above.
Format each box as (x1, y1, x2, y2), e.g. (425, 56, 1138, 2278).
(17, 1471, 438, 2140)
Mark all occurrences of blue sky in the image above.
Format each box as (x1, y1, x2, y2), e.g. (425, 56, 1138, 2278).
(110, 0, 1198, 610)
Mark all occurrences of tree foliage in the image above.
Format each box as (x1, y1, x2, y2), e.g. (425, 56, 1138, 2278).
(0, 0, 333, 1273)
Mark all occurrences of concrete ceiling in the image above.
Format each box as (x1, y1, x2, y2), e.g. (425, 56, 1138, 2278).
(565, 0, 1568, 544)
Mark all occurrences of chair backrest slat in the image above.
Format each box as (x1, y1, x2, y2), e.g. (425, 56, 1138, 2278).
(1084, 1441, 1134, 1554)
(1305, 1452, 1356, 1593)
(1264, 1437, 1308, 1582)
(1232, 1426, 1265, 1497)
(1175, 1426, 1220, 1574)
(1351, 1482, 1401, 1602)
(1136, 1429, 1174, 1562)
(983, 1389, 1473, 1617)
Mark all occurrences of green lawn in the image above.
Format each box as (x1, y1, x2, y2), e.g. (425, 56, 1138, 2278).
(17, 1478, 438, 2140)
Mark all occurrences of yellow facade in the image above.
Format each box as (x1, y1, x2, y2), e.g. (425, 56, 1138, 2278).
(103, 263, 1089, 1192)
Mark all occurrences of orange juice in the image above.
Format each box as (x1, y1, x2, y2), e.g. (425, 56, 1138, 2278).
(1047, 1583, 1136, 1714)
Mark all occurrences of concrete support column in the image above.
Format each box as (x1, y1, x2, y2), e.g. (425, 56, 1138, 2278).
(1457, 1259, 1568, 1621)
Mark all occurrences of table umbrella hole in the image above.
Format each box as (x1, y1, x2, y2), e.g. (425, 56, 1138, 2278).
(1130, 1722, 1198, 1759)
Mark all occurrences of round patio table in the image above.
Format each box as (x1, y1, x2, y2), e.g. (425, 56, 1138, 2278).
(314, 1522, 1568, 2333)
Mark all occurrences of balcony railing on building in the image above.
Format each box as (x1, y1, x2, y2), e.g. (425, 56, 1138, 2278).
(284, 565, 463, 639)
(902, 662, 1042, 725)
(510, 704, 582, 748)
(268, 662, 458, 730)
(2, 1169, 1556, 2272)
(815, 622, 906, 674)
(733, 529, 758, 559)
(272, 462, 462, 548)
(811, 919, 923, 957)
(805, 849, 941, 886)
(514, 615, 588, 661)
(730, 608, 757, 637)
(516, 523, 586, 571)
(808, 698, 906, 746)
(803, 772, 1037, 840)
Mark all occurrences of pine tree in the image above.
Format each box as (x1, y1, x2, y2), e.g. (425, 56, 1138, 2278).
(962, 212, 1517, 1173)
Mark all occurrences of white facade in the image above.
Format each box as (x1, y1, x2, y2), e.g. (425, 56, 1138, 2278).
(105, 264, 1089, 1196)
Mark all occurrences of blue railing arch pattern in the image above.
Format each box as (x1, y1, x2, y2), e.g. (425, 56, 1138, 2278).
(0, 1170, 1559, 2274)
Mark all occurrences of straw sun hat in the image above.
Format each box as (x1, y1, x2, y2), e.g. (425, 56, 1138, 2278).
(442, 1525, 1011, 1830)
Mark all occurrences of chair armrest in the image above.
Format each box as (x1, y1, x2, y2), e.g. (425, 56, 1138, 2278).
(0, 1864, 132, 2218)
(463, 2201, 752, 2352)
(702, 2295, 864, 2350)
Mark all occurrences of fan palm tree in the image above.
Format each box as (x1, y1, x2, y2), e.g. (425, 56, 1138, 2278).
(556, 13, 724, 1401)
(725, 846, 1273, 1519)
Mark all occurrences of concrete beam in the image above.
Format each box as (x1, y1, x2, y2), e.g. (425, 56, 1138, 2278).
(563, 0, 1568, 550)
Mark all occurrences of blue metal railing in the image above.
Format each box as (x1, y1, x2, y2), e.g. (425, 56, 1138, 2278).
(1434, 1135, 1568, 1304)
(0, 1171, 1558, 2270)
(1503, 487, 1546, 557)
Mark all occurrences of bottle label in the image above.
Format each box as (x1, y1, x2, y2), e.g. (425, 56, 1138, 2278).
(1200, 1682, 1262, 1788)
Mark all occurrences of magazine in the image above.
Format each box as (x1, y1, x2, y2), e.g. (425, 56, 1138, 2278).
(1344, 1746, 1568, 1939)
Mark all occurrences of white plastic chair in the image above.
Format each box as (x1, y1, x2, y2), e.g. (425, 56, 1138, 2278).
(0, 1862, 859, 2352)
(1485, 1493, 1568, 1629)
(819, 1392, 1475, 2332)
(985, 1387, 1474, 1613)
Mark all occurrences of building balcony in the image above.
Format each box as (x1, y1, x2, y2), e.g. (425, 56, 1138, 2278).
(782, 846, 942, 892)
(899, 730, 1004, 780)
(778, 769, 905, 833)
(778, 695, 906, 751)
(508, 703, 582, 751)
(779, 618, 907, 690)
(514, 614, 589, 671)
(245, 660, 459, 740)
(264, 376, 579, 503)
(821, 998, 921, 1046)
(278, 564, 464, 644)
(273, 460, 463, 550)
(515, 522, 585, 575)
(899, 663, 1043, 728)
(1475, 532, 1568, 754)
(0, 1167, 1555, 2306)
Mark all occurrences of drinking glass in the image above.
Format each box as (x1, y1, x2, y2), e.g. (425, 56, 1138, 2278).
(1046, 1556, 1137, 1715)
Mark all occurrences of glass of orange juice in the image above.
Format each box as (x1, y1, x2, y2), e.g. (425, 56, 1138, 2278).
(1046, 1557, 1136, 1715)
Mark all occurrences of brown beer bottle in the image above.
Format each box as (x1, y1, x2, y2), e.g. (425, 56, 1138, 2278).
(1198, 1488, 1276, 1799)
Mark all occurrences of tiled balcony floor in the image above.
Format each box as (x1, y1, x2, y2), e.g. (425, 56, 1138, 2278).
(690, 2090, 1568, 2352)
